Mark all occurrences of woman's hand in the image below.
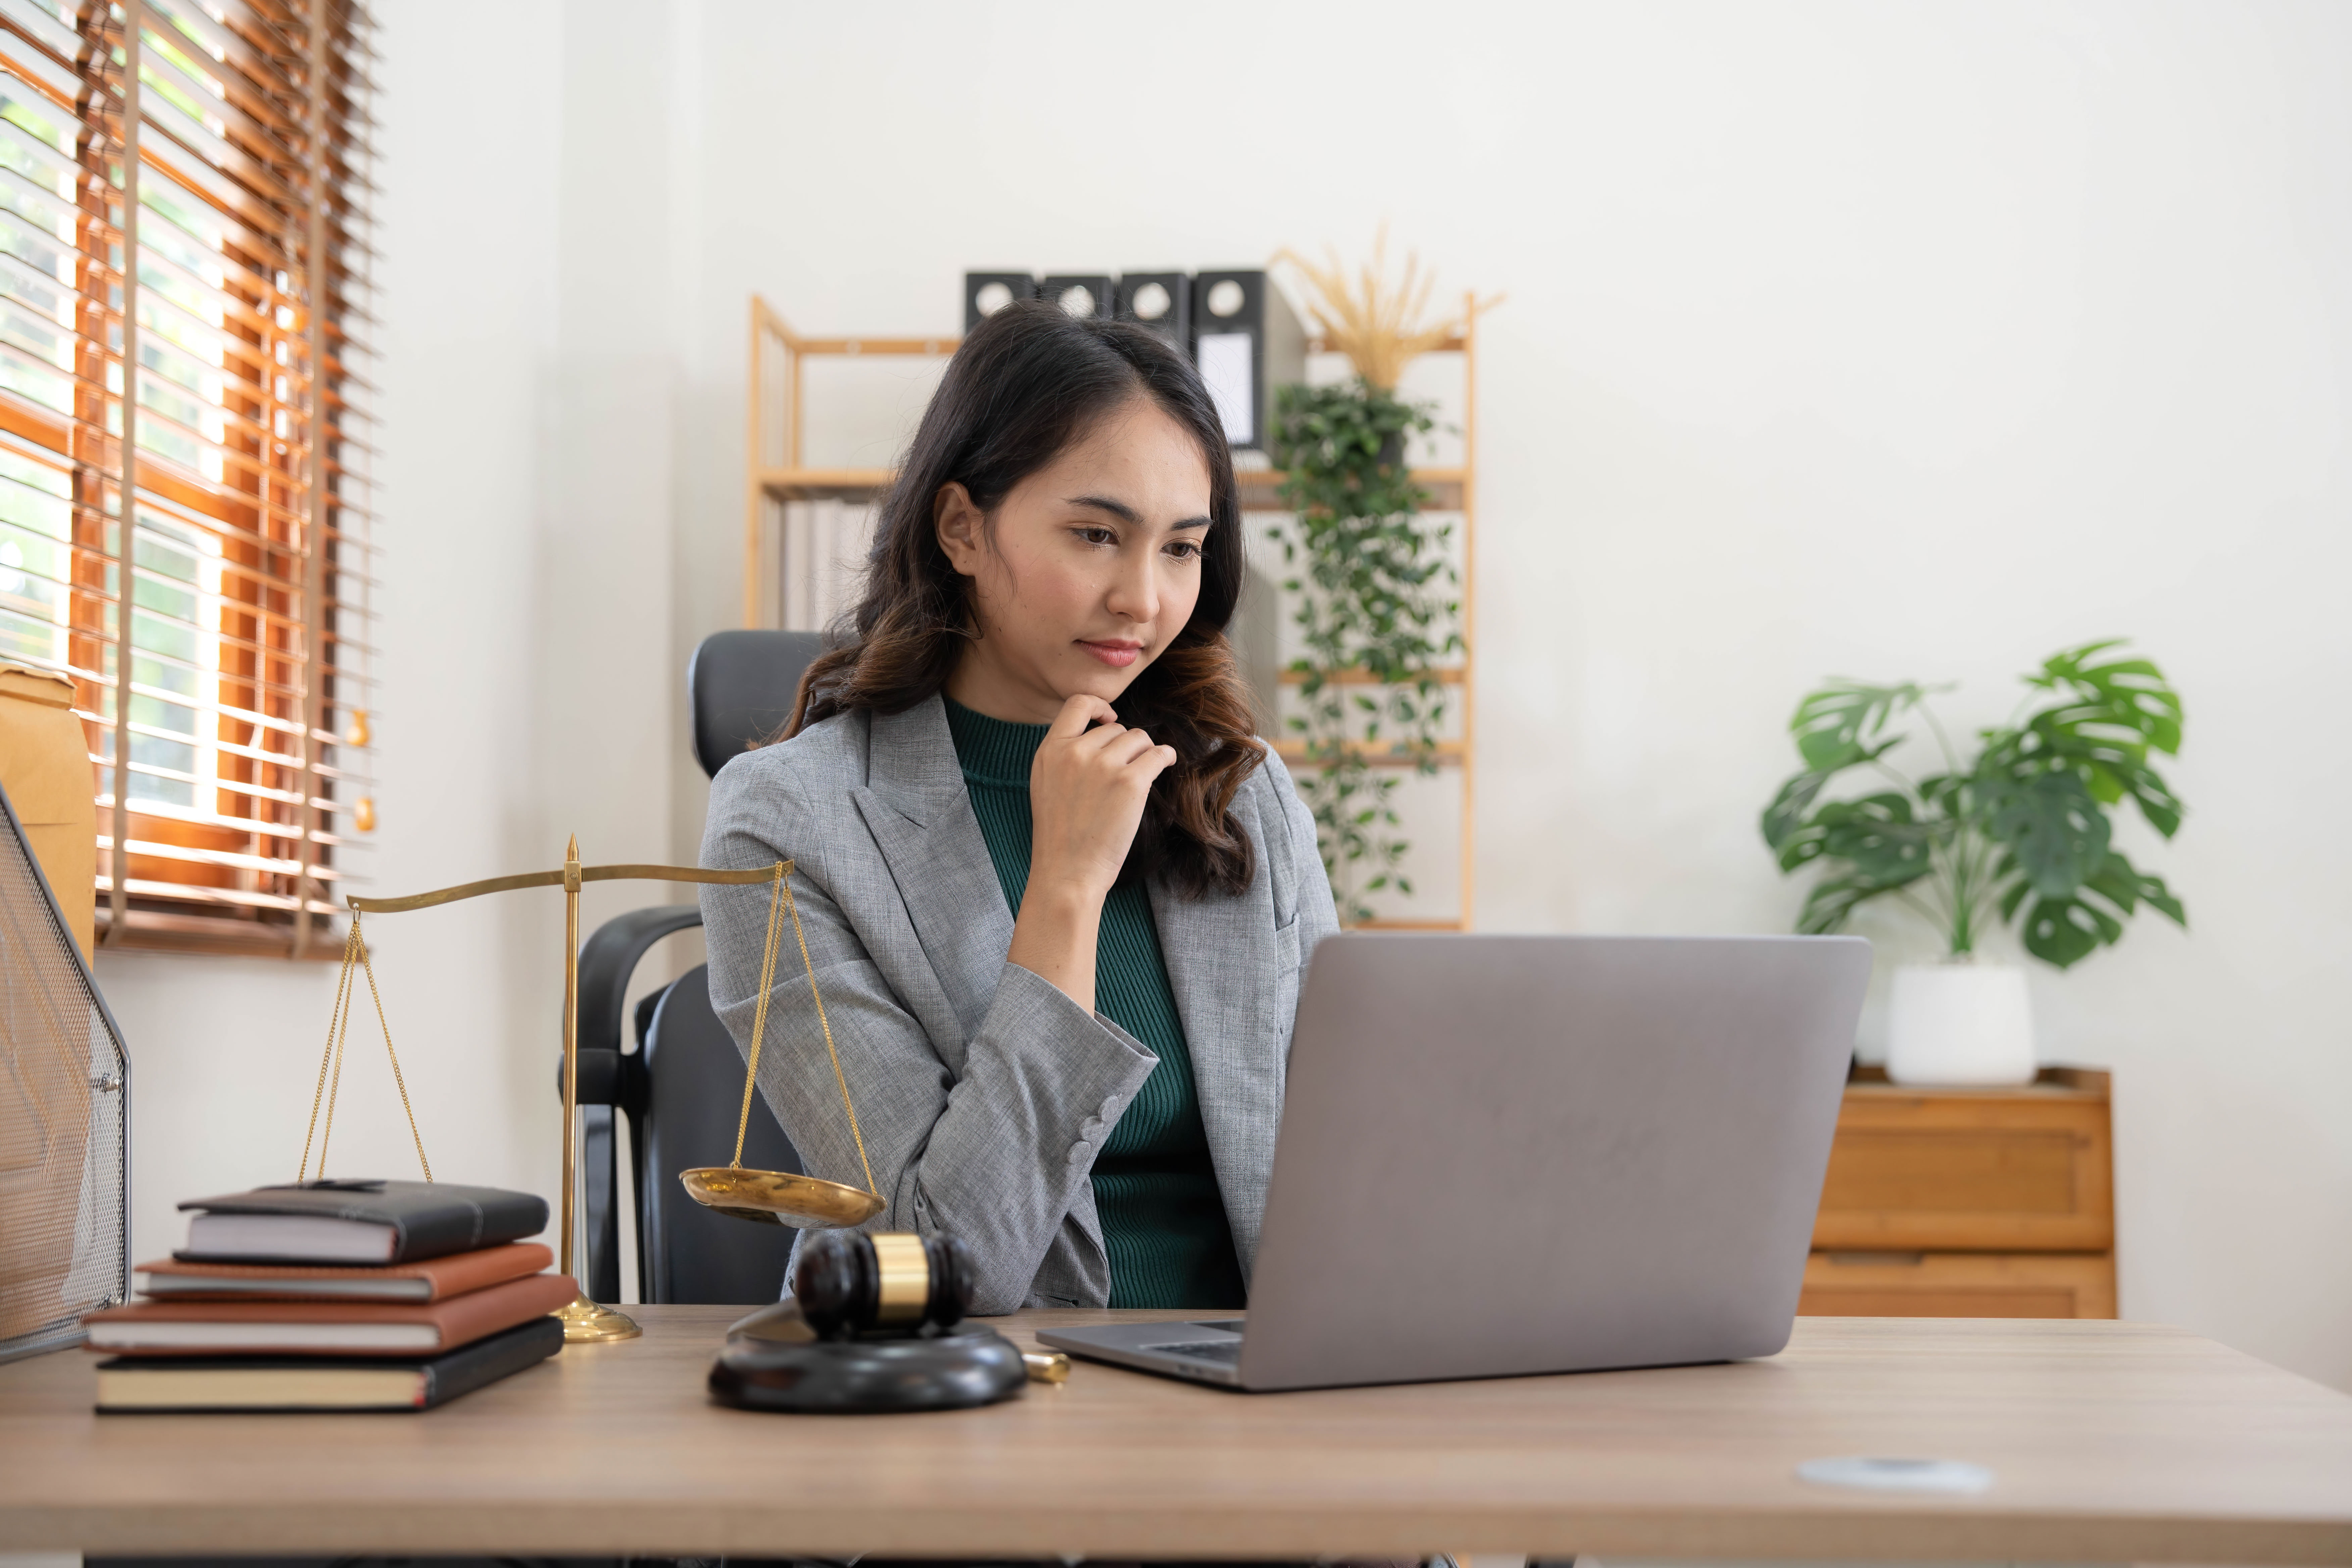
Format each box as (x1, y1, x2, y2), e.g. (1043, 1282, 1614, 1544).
(1008, 694, 1177, 1011)
(1029, 695, 1177, 901)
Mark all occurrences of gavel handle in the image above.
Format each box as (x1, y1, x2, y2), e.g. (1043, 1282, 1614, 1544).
(1022, 1351, 1070, 1383)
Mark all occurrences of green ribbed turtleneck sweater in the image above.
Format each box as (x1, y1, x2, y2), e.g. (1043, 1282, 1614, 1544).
(944, 698, 1246, 1310)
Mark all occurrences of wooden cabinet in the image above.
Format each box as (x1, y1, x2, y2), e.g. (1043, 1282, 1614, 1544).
(1800, 1066, 2116, 1319)
(1801, 1251, 2117, 1318)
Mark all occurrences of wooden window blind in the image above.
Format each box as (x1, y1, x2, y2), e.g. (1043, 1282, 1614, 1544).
(0, 0, 377, 957)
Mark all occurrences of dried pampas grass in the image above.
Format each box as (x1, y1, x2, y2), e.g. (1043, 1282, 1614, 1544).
(1273, 229, 1502, 389)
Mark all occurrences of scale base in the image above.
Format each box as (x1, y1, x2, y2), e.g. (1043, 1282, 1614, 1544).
(556, 1293, 641, 1343)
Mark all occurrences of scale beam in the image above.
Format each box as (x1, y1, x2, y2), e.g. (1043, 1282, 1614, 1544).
(348, 862, 785, 914)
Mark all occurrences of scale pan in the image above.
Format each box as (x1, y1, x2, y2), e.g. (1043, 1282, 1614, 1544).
(680, 1168, 885, 1229)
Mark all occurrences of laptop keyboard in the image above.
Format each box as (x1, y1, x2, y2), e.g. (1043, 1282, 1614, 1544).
(1147, 1340, 1241, 1364)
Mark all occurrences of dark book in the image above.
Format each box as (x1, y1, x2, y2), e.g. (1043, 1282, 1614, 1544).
(94, 1314, 564, 1412)
(176, 1179, 547, 1265)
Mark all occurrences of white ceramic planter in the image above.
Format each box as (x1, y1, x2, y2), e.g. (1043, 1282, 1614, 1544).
(1886, 961, 2037, 1086)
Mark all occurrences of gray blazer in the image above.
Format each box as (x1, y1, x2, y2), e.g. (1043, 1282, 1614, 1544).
(698, 693, 1339, 1313)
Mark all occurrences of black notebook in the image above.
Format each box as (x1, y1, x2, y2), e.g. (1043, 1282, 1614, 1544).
(177, 1179, 549, 1265)
(94, 1314, 565, 1412)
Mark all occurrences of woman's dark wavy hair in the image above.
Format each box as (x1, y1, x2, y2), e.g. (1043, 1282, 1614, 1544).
(786, 297, 1263, 899)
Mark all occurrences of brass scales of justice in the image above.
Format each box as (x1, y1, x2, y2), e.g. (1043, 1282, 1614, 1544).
(302, 837, 882, 1343)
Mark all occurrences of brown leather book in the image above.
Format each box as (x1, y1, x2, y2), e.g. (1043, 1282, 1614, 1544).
(135, 1242, 554, 1304)
(84, 1271, 579, 1357)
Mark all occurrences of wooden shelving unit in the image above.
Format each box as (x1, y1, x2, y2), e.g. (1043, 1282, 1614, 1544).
(742, 299, 959, 626)
(755, 467, 904, 499)
(745, 295, 1481, 929)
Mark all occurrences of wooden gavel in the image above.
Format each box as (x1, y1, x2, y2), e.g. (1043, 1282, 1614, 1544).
(791, 1229, 976, 1338)
(724, 1229, 1070, 1393)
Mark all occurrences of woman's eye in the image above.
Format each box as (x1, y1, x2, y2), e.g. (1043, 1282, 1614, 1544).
(1165, 540, 1203, 561)
(1075, 526, 1118, 546)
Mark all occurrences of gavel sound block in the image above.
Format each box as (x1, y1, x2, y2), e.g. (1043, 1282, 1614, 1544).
(708, 1231, 1039, 1413)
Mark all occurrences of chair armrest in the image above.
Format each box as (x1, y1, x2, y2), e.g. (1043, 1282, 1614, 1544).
(579, 904, 705, 1052)
(565, 904, 704, 1113)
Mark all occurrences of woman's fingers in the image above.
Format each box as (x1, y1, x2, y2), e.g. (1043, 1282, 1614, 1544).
(1024, 701, 1184, 904)
(1093, 724, 1162, 766)
(1068, 720, 1130, 756)
(1127, 744, 1179, 791)
(1039, 708, 1177, 771)
(1047, 692, 1118, 738)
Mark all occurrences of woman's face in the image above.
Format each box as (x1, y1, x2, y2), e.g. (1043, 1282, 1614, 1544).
(936, 397, 1214, 723)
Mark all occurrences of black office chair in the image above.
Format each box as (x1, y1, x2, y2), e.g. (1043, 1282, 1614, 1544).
(566, 630, 826, 1305)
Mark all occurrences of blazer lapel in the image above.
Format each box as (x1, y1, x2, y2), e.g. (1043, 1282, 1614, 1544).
(850, 696, 1015, 1074)
(1151, 821, 1285, 1279)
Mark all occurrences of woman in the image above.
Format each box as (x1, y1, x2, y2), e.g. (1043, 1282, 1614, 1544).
(700, 299, 1338, 1314)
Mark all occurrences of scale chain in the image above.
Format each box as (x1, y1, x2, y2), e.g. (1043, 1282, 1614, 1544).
(299, 911, 433, 1183)
(355, 913, 435, 1181)
(318, 937, 352, 1176)
(727, 863, 878, 1201)
(298, 918, 360, 1180)
(784, 872, 876, 1199)
(730, 863, 789, 1168)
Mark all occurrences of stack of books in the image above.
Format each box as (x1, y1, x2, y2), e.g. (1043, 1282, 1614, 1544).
(85, 1179, 577, 1413)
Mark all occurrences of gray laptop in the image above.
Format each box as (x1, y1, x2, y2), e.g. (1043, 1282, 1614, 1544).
(1038, 932, 1870, 1391)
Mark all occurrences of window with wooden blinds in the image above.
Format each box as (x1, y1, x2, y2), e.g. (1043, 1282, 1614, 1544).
(0, 0, 377, 958)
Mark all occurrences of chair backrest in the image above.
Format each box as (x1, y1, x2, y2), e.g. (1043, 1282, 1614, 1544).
(689, 629, 826, 779)
(632, 964, 804, 1304)
(573, 628, 832, 1304)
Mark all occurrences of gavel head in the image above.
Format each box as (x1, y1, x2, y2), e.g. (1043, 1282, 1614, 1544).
(791, 1230, 976, 1338)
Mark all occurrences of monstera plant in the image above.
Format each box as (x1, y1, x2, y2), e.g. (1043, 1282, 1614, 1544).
(1762, 640, 2188, 970)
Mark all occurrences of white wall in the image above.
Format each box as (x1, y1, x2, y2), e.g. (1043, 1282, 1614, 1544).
(98, 0, 2352, 1390)
(667, 0, 2352, 1387)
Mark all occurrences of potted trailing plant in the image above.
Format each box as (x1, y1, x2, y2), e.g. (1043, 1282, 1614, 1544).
(1761, 640, 2188, 1084)
(1268, 381, 1453, 923)
(1265, 237, 1494, 923)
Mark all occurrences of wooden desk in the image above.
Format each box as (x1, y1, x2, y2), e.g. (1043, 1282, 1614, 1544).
(2, 1307, 2348, 1563)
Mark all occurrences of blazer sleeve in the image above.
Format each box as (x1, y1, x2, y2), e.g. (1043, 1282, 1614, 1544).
(698, 757, 1159, 1314)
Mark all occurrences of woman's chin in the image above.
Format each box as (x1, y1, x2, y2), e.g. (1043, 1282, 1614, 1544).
(1055, 661, 1146, 706)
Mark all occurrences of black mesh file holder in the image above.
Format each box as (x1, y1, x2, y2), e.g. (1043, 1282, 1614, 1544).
(0, 777, 128, 1362)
